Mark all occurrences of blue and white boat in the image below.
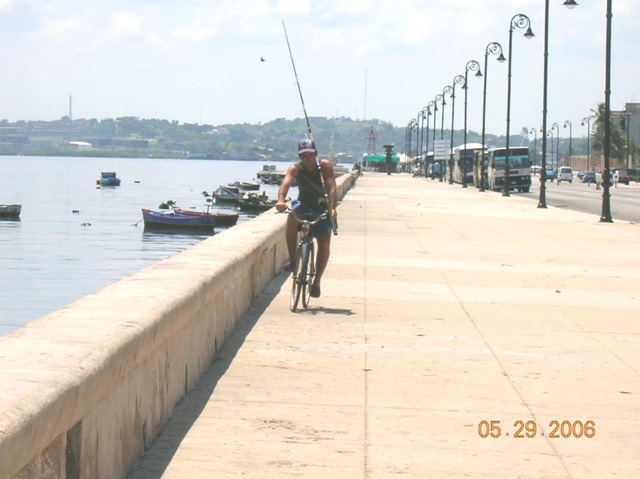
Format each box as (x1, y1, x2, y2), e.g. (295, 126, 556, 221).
(141, 208, 216, 231)
(212, 186, 243, 204)
(99, 172, 121, 186)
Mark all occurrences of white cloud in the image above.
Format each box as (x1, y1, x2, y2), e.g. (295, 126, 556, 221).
(107, 12, 144, 40)
(0, 0, 637, 132)
(278, 0, 310, 16)
(31, 16, 89, 43)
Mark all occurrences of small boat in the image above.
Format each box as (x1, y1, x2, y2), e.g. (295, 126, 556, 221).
(99, 172, 121, 186)
(229, 180, 261, 191)
(238, 194, 276, 212)
(141, 208, 216, 230)
(0, 204, 21, 218)
(257, 165, 286, 184)
(174, 208, 239, 228)
(212, 186, 243, 204)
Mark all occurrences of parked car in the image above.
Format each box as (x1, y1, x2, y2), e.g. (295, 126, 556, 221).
(544, 168, 556, 181)
(582, 171, 607, 185)
(428, 162, 442, 178)
(557, 166, 573, 184)
(613, 169, 630, 185)
(581, 171, 596, 184)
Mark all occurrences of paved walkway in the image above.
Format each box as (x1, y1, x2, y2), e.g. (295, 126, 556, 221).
(128, 173, 640, 479)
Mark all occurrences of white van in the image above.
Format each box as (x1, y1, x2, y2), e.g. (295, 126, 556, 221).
(557, 166, 573, 184)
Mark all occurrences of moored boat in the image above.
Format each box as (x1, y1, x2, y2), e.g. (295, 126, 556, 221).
(0, 204, 21, 218)
(237, 194, 276, 212)
(229, 181, 261, 191)
(99, 172, 121, 186)
(256, 164, 286, 185)
(174, 208, 239, 228)
(212, 186, 243, 204)
(141, 208, 216, 230)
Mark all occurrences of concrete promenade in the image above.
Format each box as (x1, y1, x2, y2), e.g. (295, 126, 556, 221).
(128, 172, 640, 479)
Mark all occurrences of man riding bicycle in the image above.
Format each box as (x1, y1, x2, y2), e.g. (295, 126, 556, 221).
(275, 139, 337, 298)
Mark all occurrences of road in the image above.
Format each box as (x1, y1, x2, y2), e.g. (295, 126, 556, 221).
(517, 176, 640, 223)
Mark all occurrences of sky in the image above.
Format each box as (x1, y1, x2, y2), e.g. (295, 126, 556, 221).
(0, 0, 638, 140)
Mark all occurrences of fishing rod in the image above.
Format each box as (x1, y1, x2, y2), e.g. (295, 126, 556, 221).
(282, 20, 313, 142)
(281, 20, 337, 235)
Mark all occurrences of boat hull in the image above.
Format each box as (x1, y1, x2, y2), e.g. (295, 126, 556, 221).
(0, 204, 21, 218)
(100, 178, 121, 186)
(141, 209, 216, 230)
(213, 186, 243, 203)
(100, 172, 121, 186)
(174, 208, 239, 228)
(237, 198, 276, 212)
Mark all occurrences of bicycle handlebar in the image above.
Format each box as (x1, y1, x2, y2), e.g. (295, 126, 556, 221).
(277, 204, 338, 235)
(280, 206, 326, 226)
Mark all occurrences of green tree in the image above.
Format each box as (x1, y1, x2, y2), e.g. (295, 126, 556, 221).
(590, 102, 626, 163)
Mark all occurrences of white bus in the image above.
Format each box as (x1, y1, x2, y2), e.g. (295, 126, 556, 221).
(487, 147, 531, 193)
(453, 143, 484, 186)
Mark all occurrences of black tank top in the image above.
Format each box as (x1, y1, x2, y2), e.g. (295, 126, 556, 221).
(295, 161, 326, 208)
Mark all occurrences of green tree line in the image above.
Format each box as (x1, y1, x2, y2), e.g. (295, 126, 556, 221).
(2, 112, 632, 163)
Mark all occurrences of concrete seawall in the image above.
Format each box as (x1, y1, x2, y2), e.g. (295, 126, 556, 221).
(0, 172, 356, 479)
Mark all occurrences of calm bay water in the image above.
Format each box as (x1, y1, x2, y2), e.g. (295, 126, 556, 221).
(0, 156, 293, 336)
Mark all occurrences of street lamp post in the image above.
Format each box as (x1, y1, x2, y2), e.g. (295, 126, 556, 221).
(462, 60, 482, 188)
(405, 121, 414, 158)
(539, 0, 578, 208)
(449, 75, 465, 184)
(418, 107, 427, 169)
(433, 95, 442, 180)
(410, 120, 417, 160)
(440, 86, 453, 182)
(600, 0, 613, 222)
(440, 89, 449, 140)
(504, 14, 535, 197)
(552, 122, 560, 168)
(480, 42, 505, 192)
(426, 102, 435, 177)
(416, 110, 422, 166)
(548, 128, 554, 170)
(581, 116, 593, 173)
(530, 127, 538, 169)
(563, 120, 572, 166)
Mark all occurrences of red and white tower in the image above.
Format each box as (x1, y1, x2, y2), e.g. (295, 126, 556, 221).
(367, 127, 377, 155)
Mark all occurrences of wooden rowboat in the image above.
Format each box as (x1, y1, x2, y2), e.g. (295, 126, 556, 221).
(174, 208, 239, 228)
(141, 208, 215, 231)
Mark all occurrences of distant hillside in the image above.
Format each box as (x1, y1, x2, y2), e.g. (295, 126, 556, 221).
(0, 116, 509, 160)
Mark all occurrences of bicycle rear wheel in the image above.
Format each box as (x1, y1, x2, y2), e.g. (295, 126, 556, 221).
(301, 240, 315, 309)
(289, 244, 304, 312)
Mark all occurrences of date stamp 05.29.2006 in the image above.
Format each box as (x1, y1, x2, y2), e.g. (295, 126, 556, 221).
(478, 420, 596, 439)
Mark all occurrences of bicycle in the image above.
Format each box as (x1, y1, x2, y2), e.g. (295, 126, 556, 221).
(282, 205, 328, 312)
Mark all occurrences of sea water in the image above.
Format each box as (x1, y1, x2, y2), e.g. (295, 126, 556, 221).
(0, 156, 293, 336)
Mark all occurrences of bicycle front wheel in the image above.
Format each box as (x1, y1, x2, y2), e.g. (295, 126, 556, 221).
(290, 244, 304, 312)
(301, 240, 315, 309)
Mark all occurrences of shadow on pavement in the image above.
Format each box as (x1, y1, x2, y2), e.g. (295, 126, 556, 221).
(127, 272, 289, 478)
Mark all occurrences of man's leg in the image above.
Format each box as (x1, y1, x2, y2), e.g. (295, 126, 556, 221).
(313, 235, 331, 288)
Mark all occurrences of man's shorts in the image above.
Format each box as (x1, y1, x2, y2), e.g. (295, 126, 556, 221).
(291, 200, 332, 238)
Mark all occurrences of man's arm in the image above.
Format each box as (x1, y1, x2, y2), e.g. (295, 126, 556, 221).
(320, 160, 338, 218)
(276, 164, 298, 212)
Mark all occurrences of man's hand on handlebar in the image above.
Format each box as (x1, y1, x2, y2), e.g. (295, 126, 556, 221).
(275, 197, 290, 213)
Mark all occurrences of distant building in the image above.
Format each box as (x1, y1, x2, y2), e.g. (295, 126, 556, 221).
(66, 141, 92, 151)
(27, 138, 54, 151)
(0, 134, 28, 154)
(612, 103, 640, 167)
